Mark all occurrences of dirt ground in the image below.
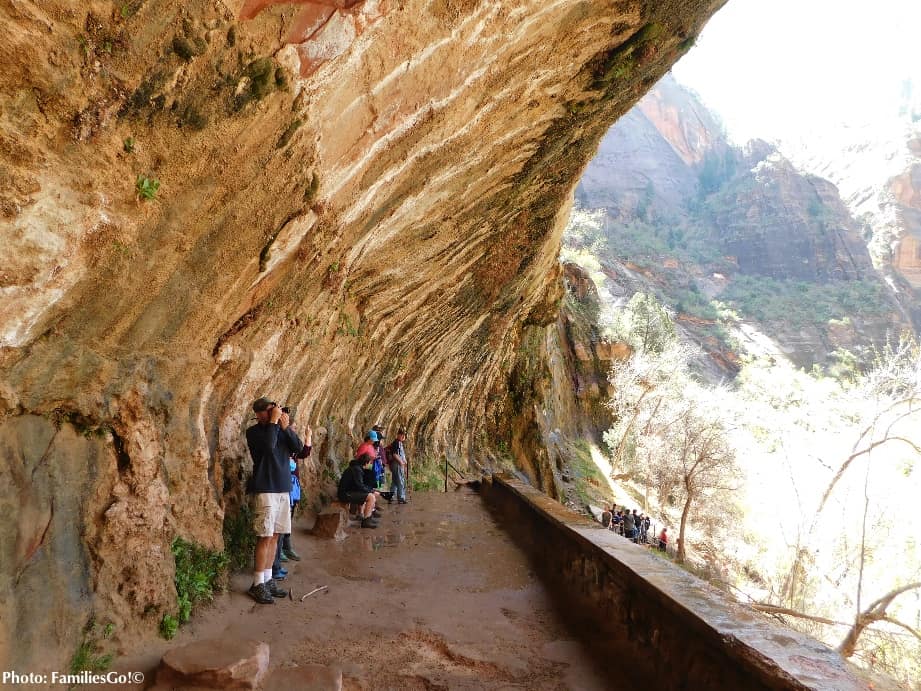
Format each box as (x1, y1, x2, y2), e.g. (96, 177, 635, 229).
(118, 487, 626, 690)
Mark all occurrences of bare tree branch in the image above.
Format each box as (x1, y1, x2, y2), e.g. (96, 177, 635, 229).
(838, 581, 921, 658)
(750, 604, 847, 626)
(879, 617, 921, 644)
(815, 427, 921, 519)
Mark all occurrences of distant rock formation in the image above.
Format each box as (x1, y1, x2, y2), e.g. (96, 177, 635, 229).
(571, 74, 911, 370)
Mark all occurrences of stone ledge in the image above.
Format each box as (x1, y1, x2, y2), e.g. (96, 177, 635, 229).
(483, 476, 874, 691)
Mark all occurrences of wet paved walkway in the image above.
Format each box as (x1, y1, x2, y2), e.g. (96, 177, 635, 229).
(129, 487, 618, 689)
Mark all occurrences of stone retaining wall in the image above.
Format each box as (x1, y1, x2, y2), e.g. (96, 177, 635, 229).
(482, 476, 871, 691)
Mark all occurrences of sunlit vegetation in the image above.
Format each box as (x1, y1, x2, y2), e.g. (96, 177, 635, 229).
(600, 290, 921, 683)
(720, 276, 891, 328)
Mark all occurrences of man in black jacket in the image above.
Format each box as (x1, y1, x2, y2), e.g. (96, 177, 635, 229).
(337, 453, 380, 528)
(245, 397, 303, 604)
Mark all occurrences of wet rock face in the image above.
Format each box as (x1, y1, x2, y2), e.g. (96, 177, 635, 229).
(0, 0, 724, 667)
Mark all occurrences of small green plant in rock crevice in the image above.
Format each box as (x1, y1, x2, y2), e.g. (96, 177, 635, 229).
(159, 614, 179, 641)
(159, 537, 228, 639)
(135, 174, 160, 201)
(70, 618, 115, 674)
(123, 136, 135, 153)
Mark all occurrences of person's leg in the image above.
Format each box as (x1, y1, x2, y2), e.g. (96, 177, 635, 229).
(282, 502, 300, 559)
(254, 536, 274, 572)
(265, 493, 290, 596)
(394, 465, 406, 502)
(253, 493, 275, 577)
(272, 536, 285, 577)
(249, 495, 276, 604)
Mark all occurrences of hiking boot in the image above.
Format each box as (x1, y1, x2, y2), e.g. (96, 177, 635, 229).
(247, 583, 274, 605)
(279, 552, 289, 562)
(360, 517, 379, 529)
(398, 499, 407, 504)
(282, 549, 301, 561)
(265, 579, 288, 598)
(371, 509, 382, 519)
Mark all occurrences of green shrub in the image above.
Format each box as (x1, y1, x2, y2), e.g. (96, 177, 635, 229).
(70, 619, 114, 673)
(721, 277, 890, 328)
(135, 174, 160, 200)
(166, 537, 228, 635)
(222, 503, 255, 572)
(159, 614, 179, 640)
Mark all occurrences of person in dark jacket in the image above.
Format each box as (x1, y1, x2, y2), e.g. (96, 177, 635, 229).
(245, 397, 303, 604)
(338, 453, 380, 528)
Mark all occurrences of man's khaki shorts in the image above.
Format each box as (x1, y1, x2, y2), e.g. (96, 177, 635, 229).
(252, 492, 291, 537)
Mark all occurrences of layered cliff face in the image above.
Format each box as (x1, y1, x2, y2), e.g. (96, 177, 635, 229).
(708, 146, 873, 282)
(789, 84, 921, 328)
(576, 73, 729, 217)
(889, 135, 921, 289)
(569, 76, 910, 371)
(0, 0, 725, 672)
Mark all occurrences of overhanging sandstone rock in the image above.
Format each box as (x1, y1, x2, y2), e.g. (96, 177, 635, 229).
(0, 0, 727, 669)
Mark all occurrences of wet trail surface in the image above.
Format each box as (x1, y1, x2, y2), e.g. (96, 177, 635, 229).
(122, 487, 627, 689)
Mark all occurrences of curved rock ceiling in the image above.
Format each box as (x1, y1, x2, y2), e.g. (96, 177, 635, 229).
(0, 0, 724, 670)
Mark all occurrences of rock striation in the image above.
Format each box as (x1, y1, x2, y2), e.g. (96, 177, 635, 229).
(0, 0, 725, 671)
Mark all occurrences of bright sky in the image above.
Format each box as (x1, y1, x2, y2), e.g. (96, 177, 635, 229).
(671, 0, 921, 145)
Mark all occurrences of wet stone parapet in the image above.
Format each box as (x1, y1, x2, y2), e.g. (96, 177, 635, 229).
(481, 476, 870, 691)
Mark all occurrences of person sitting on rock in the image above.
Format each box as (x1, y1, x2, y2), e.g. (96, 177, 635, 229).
(337, 452, 381, 529)
(245, 398, 301, 604)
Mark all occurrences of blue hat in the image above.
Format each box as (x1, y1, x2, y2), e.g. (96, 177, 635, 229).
(368, 430, 380, 442)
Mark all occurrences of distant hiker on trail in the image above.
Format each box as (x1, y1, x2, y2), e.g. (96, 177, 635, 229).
(245, 397, 302, 605)
(623, 509, 636, 541)
(338, 452, 382, 528)
(601, 509, 612, 528)
(387, 428, 408, 504)
(658, 527, 668, 552)
(612, 509, 623, 534)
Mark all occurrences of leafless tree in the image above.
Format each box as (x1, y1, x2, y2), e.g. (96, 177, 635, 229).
(643, 401, 741, 563)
